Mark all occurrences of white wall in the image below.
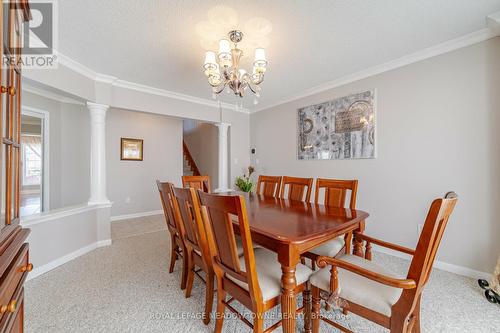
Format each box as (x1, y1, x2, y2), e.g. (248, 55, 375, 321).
(106, 108, 183, 217)
(250, 37, 500, 274)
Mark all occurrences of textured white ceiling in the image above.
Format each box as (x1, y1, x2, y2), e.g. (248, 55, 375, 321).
(58, 0, 500, 110)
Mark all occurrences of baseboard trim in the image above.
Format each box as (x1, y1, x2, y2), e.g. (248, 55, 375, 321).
(374, 246, 491, 281)
(110, 210, 163, 222)
(27, 239, 112, 281)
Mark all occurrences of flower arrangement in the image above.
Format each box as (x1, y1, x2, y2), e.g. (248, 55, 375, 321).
(235, 166, 255, 192)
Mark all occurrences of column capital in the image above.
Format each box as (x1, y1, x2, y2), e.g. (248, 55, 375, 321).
(214, 122, 231, 129)
(87, 102, 109, 113)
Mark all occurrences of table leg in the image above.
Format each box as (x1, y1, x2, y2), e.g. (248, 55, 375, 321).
(304, 281, 312, 333)
(353, 220, 366, 257)
(281, 264, 297, 333)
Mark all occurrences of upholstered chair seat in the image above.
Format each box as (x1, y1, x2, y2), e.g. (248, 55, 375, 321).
(308, 237, 345, 258)
(310, 254, 403, 316)
(227, 248, 313, 301)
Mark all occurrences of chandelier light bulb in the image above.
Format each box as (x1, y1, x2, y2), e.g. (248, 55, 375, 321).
(218, 39, 231, 55)
(254, 48, 267, 67)
(203, 30, 268, 98)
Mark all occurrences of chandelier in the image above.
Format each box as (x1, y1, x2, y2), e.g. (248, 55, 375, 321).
(203, 30, 267, 98)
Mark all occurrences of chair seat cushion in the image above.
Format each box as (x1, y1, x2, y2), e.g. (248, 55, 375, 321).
(227, 248, 313, 301)
(309, 254, 403, 316)
(308, 236, 345, 257)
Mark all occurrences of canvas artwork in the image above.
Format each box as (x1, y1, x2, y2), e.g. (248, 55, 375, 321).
(297, 90, 376, 160)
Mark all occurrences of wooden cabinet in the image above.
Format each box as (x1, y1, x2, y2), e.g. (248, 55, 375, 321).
(0, 2, 31, 333)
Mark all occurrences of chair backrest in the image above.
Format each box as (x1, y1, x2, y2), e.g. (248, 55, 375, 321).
(256, 175, 282, 197)
(314, 178, 358, 209)
(182, 175, 211, 193)
(171, 186, 208, 260)
(398, 192, 458, 312)
(280, 176, 313, 202)
(197, 191, 263, 305)
(156, 180, 178, 232)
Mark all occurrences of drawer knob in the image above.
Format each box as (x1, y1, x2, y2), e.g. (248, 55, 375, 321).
(0, 86, 15, 96)
(20, 263, 33, 272)
(0, 300, 16, 314)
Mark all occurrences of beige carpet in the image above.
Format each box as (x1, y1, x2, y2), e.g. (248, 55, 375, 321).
(25, 216, 500, 332)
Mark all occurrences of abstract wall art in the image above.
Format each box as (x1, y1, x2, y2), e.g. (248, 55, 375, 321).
(297, 90, 376, 160)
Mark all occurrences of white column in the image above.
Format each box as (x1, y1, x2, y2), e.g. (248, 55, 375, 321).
(214, 122, 231, 192)
(87, 102, 110, 205)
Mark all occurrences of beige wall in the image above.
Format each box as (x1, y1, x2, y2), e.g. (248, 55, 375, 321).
(22, 91, 91, 210)
(250, 38, 500, 273)
(106, 108, 183, 216)
(183, 121, 219, 189)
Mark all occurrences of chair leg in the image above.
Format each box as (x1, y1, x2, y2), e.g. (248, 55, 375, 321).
(214, 288, 226, 333)
(184, 250, 195, 298)
(168, 234, 177, 273)
(203, 270, 215, 325)
(412, 297, 421, 333)
(180, 245, 188, 290)
(253, 312, 264, 333)
(312, 286, 321, 333)
(304, 282, 312, 333)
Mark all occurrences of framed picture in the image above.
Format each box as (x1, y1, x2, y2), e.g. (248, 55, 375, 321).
(297, 90, 376, 160)
(120, 138, 143, 161)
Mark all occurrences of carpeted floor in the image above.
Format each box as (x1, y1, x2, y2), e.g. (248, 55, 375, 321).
(25, 216, 500, 332)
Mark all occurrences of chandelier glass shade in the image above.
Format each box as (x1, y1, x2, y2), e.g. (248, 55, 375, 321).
(203, 30, 267, 98)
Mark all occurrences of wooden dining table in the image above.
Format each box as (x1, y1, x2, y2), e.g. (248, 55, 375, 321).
(219, 192, 369, 333)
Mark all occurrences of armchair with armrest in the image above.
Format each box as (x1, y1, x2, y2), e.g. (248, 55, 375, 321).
(310, 192, 458, 333)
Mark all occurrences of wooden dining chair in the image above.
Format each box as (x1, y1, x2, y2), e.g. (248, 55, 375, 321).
(171, 186, 214, 325)
(156, 180, 188, 290)
(182, 175, 211, 193)
(303, 179, 359, 269)
(310, 192, 458, 333)
(197, 191, 314, 333)
(256, 175, 282, 197)
(279, 176, 313, 202)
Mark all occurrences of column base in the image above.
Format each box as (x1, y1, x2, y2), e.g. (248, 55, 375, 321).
(213, 188, 234, 193)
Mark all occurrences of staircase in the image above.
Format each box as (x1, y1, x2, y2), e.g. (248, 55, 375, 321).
(182, 141, 200, 176)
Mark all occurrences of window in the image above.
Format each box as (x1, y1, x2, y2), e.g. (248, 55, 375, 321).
(21, 134, 42, 186)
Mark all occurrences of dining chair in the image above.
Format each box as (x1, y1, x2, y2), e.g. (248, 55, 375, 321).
(279, 176, 313, 202)
(171, 186, 215, 325)
(303, 179, 359, 269)
(197, 191, 314, 333)
(310, 192, 458, 333)
(156, 180, 188, 290)
(256, 175, 282, 197)
(182, 175, 211, 193)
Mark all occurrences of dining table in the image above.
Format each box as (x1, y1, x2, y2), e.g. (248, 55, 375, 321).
(219, 191, 370, 333)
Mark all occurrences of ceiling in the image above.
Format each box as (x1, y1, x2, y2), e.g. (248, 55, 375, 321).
(58, 0, 500, 110)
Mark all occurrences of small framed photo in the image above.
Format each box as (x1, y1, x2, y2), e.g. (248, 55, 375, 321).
(120, 138, 143, 161)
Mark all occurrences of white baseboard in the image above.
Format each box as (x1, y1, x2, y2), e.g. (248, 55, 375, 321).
(110, 210, 163, 222)
(97, 239, 112, 247)
(27, 238, 112, 281)
(374, 246, 491, 281)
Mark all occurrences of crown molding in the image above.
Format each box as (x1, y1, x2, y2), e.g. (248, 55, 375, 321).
(112, 79, 249, 113)
(56, 52, 249, 113)
(252, 27, 499, 113)
(487, 11, 500, 32)
(23, 83, 85, 105)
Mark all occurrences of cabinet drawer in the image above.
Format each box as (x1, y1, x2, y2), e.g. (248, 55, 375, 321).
(0, 244, 29, 325)
(5, 288, 23, 333)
